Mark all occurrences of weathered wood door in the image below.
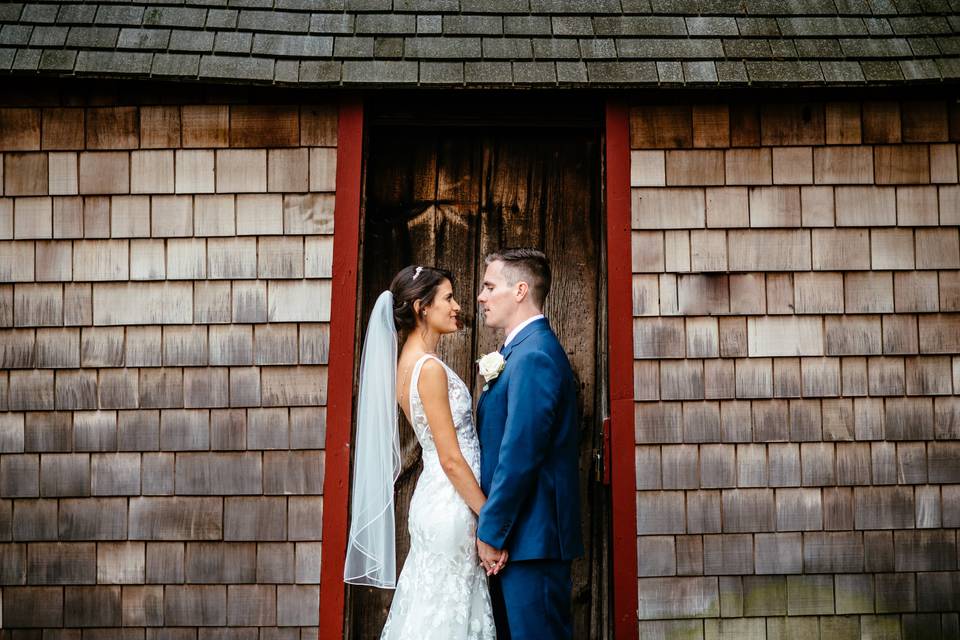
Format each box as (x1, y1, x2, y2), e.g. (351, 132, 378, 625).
(346, 121, 607, 639)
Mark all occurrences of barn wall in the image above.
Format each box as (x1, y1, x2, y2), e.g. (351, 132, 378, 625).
(0, 99, 336, 634)
(630, 100, 960, 638)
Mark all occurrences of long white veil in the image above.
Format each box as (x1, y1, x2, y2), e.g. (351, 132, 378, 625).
(343, 290, 401, 589)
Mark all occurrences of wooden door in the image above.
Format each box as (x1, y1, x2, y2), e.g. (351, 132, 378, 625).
(347, 124, 607, 639)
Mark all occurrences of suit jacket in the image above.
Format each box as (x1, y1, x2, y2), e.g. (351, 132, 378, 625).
(476, 317, 584, 562)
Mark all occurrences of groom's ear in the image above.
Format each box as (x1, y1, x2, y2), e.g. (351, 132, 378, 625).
(515, 281, 529, 302)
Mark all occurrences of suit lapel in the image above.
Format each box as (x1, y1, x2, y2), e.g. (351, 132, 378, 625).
(476, 347, 503, 418)
(476, 387, 489, 420)
(476, 318, 550, 418)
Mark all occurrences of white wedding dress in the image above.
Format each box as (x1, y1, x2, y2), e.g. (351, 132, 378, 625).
(381, 354, 497, 640)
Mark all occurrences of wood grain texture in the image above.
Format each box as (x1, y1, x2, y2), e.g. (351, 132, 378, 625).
(349, 120, 605, 638)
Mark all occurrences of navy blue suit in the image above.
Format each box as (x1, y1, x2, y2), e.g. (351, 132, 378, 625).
(476, 317, 583, 639)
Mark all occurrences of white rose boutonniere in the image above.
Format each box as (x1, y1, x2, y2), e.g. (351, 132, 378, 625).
(477, 351, 506, 391)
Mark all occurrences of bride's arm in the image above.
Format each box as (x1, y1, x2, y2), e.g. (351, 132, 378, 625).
(418, 359, 486, 516)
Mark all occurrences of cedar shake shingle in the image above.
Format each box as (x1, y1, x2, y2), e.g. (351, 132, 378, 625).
(728, 229, 810, 271)
(139, 105, 180, 149)
(110, 195, 150, 238)
(749, 186, 801, 227)
(131, 150, 175, 195)
(786, 574, 834, 616)
(870, 443, 896, 483)
(747, 316, 823, 357)
(260, 365, 327, 407)
(6, 152, 48, 196)
(176, 453, 261, 496)
(875, 144, 931, 184)
(207, 237, 256, 280)
(704, 359, 735, 400)
(814, 146, 873, 184)
(930, 143, 959, 183)
(706, 187, 749, 228)
(664, 230, 690, 273)
(724, 148, 771, 186)
(803, 531, 864, 573)
(771, 146, 812, 184)
(723, 488, 775, 533)
(209, 408, 246, 451)
(916, 228, 960, 269)
(182, 105, 229, 148)
(794, 272, 843, 314)
(255, 324, 298, 366)
(130, 497, 222, 540)
(183, 367, 229, 408)
(682, 401, 721, 443)
(97, 369, 138, 410)
(263, 450, 324, 495)
(160, 409, 208, 451)
(801, 358, 841, 398)
(266, 281, 331, 322)
(41, 108, 84, 150)
(79, 152, 129, 195)
(665, 150, 724, 186)
(14, 196, 53, 238)
(825, 102, 861, 145)
(96, 541, 145, 583)
(164, 584, 227, 626)
(764, 273, 793, 315)
(129, 238, 165, 281)
(80, 195, 109, 238)
(142, 452, 173, 496)
(0, 108, 41, 151)
(210, 325, 254, 367)
(216, 149, 267, 193)
(193, 194, 234, 235)
(166, 237, 206, 280)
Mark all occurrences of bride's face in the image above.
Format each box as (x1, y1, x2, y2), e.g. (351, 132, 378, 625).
(419, 279, 461, 334)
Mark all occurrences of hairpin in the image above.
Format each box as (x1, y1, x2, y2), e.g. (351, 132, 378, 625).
(412, 266, 424, 280)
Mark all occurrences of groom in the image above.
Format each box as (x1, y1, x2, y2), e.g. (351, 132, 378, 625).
(475, 248, 583, 640)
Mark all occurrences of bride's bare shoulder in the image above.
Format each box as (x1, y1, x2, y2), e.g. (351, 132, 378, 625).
(417, 356, 446, 378)
(417, 356, 449, 396)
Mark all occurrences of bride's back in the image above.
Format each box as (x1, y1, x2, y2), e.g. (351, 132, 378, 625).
(400, 352, 477, 454)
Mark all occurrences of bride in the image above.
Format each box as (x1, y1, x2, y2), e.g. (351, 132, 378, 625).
(344, 265, 501, 639)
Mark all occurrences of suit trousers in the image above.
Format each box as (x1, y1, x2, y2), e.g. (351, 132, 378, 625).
(489, 559, 572, 640)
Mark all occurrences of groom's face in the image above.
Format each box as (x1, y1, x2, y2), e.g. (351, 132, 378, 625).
(478, 260, 514, 330)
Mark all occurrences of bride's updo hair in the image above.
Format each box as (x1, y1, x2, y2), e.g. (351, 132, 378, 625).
(389, 265, 455, 336)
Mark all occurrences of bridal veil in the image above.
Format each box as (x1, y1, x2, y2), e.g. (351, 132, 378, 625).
(343, 290, 401, 589)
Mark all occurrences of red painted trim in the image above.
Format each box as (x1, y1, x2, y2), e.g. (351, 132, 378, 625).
(319, 100, 635, 636)
(319, 96, 364, 638)
(605, 99, 639, 639)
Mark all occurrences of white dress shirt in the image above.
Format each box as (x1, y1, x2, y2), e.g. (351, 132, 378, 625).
(503, 314, 545, 348)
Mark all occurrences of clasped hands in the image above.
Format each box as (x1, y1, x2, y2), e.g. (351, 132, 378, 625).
(477, 539, 508, 576)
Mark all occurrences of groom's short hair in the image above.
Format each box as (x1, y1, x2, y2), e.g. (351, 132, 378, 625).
(486, 248, 551, 309)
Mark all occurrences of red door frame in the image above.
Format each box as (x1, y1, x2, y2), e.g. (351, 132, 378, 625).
(605, 99, 640, 638)
(319, 97, 639, 638)
(318, 96, 364, 637)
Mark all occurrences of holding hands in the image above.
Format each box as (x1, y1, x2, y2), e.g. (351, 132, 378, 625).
(477, 539, 508, 576)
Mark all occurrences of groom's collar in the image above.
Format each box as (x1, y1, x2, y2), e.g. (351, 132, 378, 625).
(501, 316, 548, 357)
(503, 314, 544, 348)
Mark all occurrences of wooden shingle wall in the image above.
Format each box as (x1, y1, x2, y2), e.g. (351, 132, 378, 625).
(0, 102, 335, 635)
(631, 100, 960, 639)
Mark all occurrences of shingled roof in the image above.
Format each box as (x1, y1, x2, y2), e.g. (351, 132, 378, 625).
(1, 1, 958, 87)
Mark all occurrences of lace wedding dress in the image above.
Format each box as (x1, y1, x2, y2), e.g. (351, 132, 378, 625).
(380, 354, 497, 640)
